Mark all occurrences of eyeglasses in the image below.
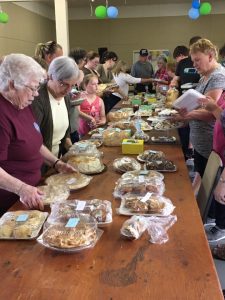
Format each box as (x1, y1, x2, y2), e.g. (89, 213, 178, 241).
(24, 84, 41, 93)
(58, 80, 75, 90)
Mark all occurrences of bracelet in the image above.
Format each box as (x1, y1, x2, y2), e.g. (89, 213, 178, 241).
(219, 177, 225, 183)
(53, 159, 60, 169)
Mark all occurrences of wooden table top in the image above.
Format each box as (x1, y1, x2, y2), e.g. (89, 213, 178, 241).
(0, 141, 223, 300)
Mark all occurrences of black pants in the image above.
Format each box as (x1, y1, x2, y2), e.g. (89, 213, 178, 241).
(215, 201, 225, 229)
(135, 83, 153, 94)
(194, 150, 208, 177)
(70, 130, 80, 144)
(103, 94, 121, 114)
(178, 125, 191, 160)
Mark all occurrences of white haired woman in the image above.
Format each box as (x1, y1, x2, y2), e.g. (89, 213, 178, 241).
(0, 54, 76, 215)
(32, 56, 80, 157)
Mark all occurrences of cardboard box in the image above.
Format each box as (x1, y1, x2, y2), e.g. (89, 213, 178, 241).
(122, 139, 144, 154)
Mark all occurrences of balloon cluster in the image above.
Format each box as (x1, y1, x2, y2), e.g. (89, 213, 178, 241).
(95, 5, 119, 19)
(188, 0, 212, 20)
(0, 9, 9, 23)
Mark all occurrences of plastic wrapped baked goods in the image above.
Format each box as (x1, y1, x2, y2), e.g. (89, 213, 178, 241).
(68, 141, 99, 156)
(158, 109, 178, 118)
(88, 127, 105, 136)
(113, 157, 141, 173)
(154, 119, 184, 130)
(39, 214, 98, 250)
(0, 210, 48, 239)
(67, 155, 104, 174)
(87, 138, 103, 148)
(144, 159, 177, 172)
(45, 172, 92, 190)
(109, 120, 136, 135)
(103, 128, 131, 146)
(137, 150, 165, 162)
(121, 216, 147, 240)
(133, 131, 149, 142)
(165, 87, 179, 108)
(38, 185, 70, 205)
(118, 193, 175, 216)
(107, 111, 131, 122)
(121, 170, 164, 181)
(48, 199, 112, 226)
(114, 177, 165, 199)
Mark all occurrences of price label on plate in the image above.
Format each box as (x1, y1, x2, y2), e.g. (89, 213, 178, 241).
(16, 214, 29, 222)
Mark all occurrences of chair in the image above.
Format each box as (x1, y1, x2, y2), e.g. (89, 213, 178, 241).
(196, 151, 223, 223)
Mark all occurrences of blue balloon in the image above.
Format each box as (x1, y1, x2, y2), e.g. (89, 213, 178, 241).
(107, 6, 118, 18)
(188, 7, 200, 19)
(192, 0, 200, 9)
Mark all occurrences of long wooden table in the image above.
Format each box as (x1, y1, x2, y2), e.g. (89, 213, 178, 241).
(0, 142, 223, 299)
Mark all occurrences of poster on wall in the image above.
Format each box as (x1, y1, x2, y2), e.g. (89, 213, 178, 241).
(133, 49, 170, 71)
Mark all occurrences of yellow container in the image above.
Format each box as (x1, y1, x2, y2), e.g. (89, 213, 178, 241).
(122, 139, 144, 154)
(147, 97, 156, 103)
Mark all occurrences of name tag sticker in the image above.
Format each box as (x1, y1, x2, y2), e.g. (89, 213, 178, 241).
(65, 218, 80, 228)
(16, 214, 29, 222)
(76, 201, 86, 211)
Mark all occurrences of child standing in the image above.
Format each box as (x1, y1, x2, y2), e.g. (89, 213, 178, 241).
(78, 74, 106, 136)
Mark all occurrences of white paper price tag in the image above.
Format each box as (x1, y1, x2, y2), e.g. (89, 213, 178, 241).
(138, 175, 145, 183)
(76, 201, 86, 211)
(140, 192, 152, 203)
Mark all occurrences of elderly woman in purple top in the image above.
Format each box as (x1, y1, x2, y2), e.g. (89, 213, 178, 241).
(0, 54, 75, 215)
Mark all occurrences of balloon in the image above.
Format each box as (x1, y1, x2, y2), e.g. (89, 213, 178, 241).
(107, 6, 119, 18)
(0, 12, 9, 23)
(188, 7, 200, 19)
(95, 5, 107, 19)
(192, 0, 200, 9)
(199, 2, 212, 15)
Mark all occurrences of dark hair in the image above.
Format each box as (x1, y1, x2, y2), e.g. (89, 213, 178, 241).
(86, 51, 100, 61)
(35, 41, 62, 60)
(189, 36, 202, 46)
(219, 44, 225, 58)
(101, 51, 118, 63)
(69, 48, 87, 64)
(173, 45, 189, 59)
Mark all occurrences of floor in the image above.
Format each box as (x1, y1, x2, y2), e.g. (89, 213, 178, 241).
(186, 159, 225, 295)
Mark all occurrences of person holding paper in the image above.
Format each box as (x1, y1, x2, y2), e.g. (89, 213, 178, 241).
(175, 39, 225, 184)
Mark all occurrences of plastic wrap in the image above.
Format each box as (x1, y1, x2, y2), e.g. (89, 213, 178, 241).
(114, 176, 165, 199)
(66, 141, 99, 156)
(103, 128, 131, 146)
(109, 120, 136, 135)
(117, 193, 175, 216)
(48, 199, 112, 226)
(145, 215, 177, 244)
(38, 185, 70, 205)
(0, 210, 48, 239)
(120, 216, 147, 240)
(113, 157, 141, 174)
(121, 170, 164, 182)
(45, 172, 92, 191)
(137, 150, 165, 162)
(107, 111, 132, 122)
(144, 159, 177, 172)
(37, 213, 103, 252)
(67, 153, 105, 174)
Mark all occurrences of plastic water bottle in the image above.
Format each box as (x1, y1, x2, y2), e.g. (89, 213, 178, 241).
(135, 111, 142, 133)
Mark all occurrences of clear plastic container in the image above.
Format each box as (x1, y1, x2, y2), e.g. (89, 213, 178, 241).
(38, 185, 70, 205)
(113, 157, 141, 173)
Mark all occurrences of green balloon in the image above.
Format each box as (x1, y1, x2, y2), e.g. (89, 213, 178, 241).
(199, 2, 212, 15)
(95, 5, 107, 19)
(0, 12, 9, 23)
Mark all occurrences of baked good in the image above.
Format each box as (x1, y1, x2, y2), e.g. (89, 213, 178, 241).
(38, 185, 69, 205)
(67, 156, 103, 174)
(45, 172, 92, 190)
(113, 157, 141, 173)
(121, 170, 164, 181)
(145, 159, 176, 171)
(139, 150, 165, 162)
(121, 216, 147, 239)
(103, 129, 131, 146)
(42, 223, 97, 249)
(123, 194, 165, 213)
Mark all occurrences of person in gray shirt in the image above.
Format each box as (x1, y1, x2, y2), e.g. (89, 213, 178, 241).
(177, 39, 225, 190)
(131, 49, 154, 93)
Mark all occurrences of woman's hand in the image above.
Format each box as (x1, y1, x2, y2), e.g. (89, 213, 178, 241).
(55, 160, 77, 174)
(89, 117, 97, 128)
(18, 184, 44, 210)
(198, 96, 218, 112)
(214, 181, 225, 205)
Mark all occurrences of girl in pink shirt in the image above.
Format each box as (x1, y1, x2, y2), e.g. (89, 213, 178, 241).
(78, 74, 106, 136)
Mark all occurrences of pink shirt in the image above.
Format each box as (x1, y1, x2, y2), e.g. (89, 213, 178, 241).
(213, 93, 225, 165)
(78, 96, 101, 136)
